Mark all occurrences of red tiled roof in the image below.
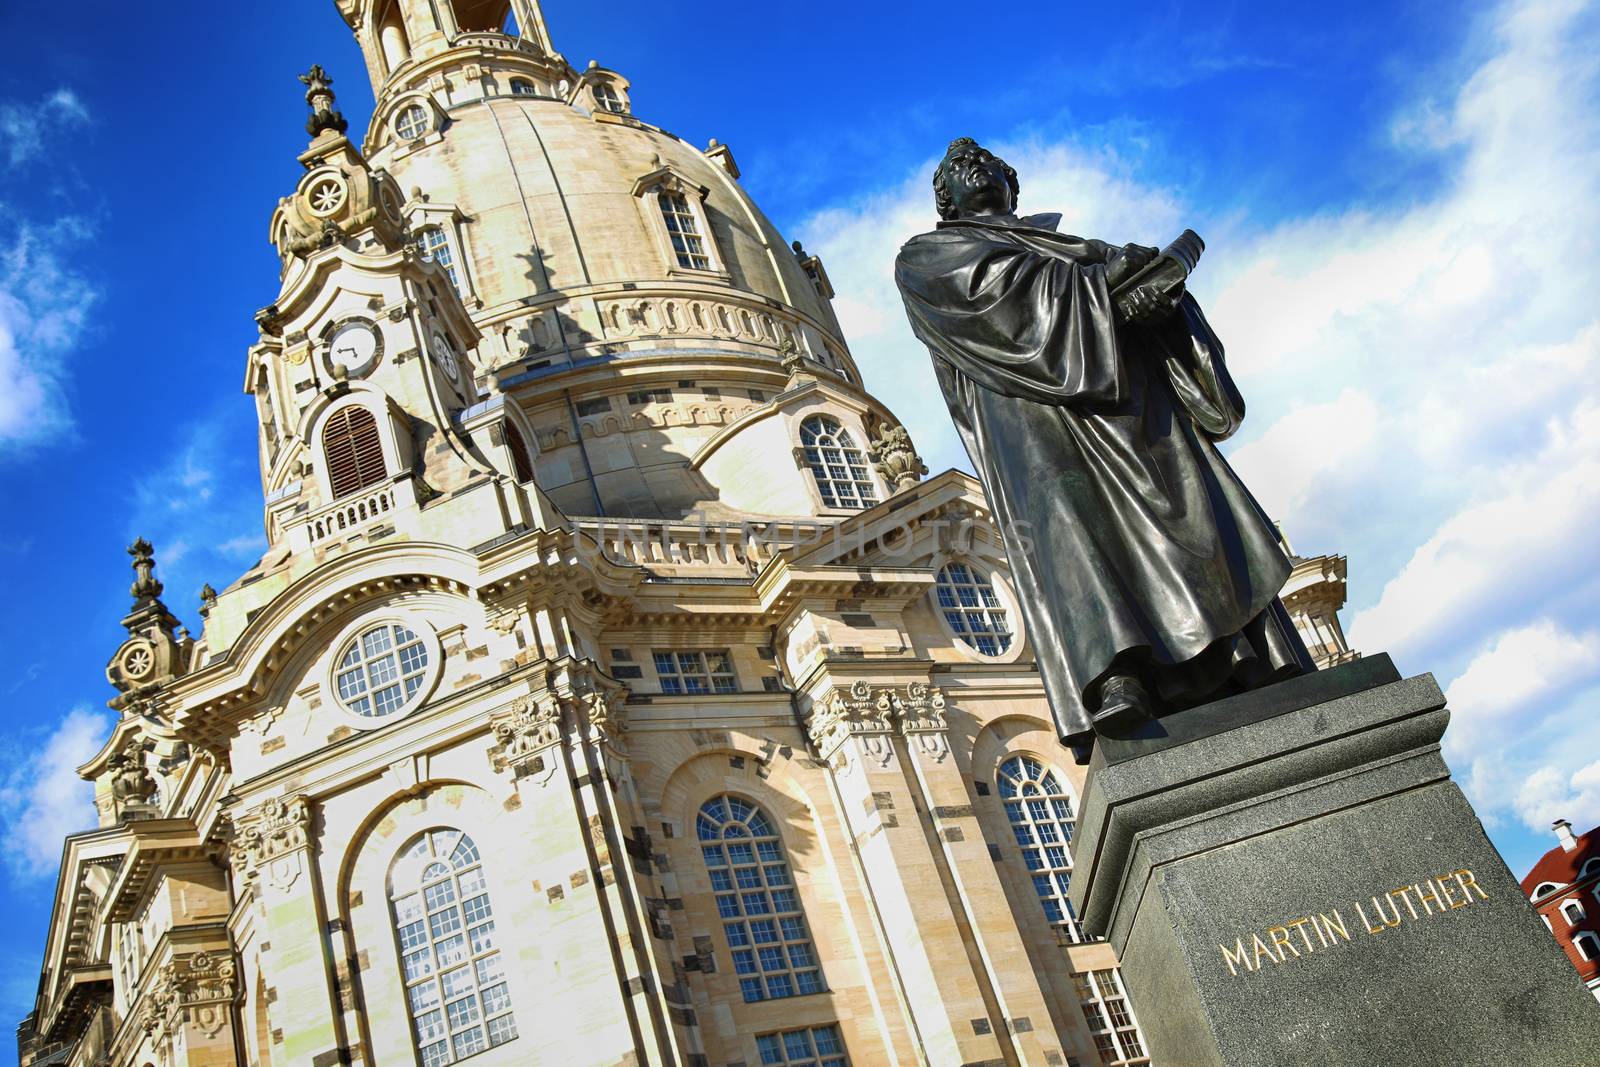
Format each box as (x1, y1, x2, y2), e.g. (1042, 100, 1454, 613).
(1521, 826, 1600, 893)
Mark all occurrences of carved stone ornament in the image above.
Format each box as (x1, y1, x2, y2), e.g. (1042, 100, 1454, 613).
(229, 794, 313, 892)
(869, 424, 929, 492)
(144, 950, 239, 1046)
(808, 680, 952, 767)
(107, 738, 159, 814)
(490, 694, 563, 775)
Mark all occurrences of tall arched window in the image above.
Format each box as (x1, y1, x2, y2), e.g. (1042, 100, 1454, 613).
(697, 795, 823, 1002)
(799, 416, 876, 510)
(390, 829, 518, 1065)
(998, 755, 1082, 942)
(323, 406, 388, 499)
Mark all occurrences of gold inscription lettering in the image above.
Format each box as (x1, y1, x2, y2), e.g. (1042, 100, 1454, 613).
(1252, 933, 1280, 969)
(1438, 874, 1466, 909)
(1355, 899, 1384, 935)
(1269, 926, 1300, 960)
(1288, 917, 1318, 954)
(1222, 938, 1254, 976)
(1412, 879, 1443, 916)
(1454, 869, 1489, 902)
(1320, 911, 1351, 944)
(1391, 884, 1420, 920)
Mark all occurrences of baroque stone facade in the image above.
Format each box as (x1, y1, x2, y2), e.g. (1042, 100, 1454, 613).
(17, 3, 1357, 1066)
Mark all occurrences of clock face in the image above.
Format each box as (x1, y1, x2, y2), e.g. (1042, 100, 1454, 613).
(328, 320, 380, 378)
(432, 331, 460, 382)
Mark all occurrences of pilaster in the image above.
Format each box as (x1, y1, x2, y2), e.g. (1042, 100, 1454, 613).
(230, 794, 347, 1066)
(807, 678, 1013, 1066)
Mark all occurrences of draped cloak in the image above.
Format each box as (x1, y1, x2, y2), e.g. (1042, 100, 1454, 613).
(895, 212, 1312, 743)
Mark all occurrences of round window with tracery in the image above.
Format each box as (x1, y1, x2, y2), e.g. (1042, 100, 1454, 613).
(935, 562, 1013, 656)
(335, 622, 431, 718)
(395, 103, 430, 141)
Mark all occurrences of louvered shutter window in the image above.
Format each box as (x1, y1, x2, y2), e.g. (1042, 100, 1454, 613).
(503, 421, 535, 484)
(324, 406, 388, 498)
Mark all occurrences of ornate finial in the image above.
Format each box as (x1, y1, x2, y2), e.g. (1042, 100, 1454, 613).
(792, 239, 807, 258)
(299, 64, 349, 138)
(128, 538, 163, 601)
(199, 584, 218, 618)
(779, 337, 806, 377)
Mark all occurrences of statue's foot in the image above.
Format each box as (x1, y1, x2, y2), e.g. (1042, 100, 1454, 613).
(1091, 673, 1155, 736)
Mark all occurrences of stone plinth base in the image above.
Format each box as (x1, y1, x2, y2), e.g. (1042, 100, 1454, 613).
(1067, 656, 1600, 1067)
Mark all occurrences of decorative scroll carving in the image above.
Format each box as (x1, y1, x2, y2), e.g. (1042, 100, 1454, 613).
(808, 680, 952, 768)
(488, 659, 630, 779)
(490, 694, 563, 775)
(229, 795, 313, 891)
(143, 950, 238, 1046)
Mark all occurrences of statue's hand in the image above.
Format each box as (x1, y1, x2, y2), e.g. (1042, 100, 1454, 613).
(1117, 284, 1180, 325)
(1107, 243, 1160, 289)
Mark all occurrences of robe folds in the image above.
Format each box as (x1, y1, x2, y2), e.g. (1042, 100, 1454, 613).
(895, 212, 1312, 743)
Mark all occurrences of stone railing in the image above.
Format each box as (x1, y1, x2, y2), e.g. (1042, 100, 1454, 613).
(450, 31, 543, 57)
(577, 518, 779, 573)
(283, 480, 414, 552)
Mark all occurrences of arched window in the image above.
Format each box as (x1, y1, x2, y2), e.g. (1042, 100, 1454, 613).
(657, 190, 710, 270)
(998, 755, 1082, 942)
(335, 621, 430, 718)
(1581, 857, 1600, 883)
(509, 78, 538, 97)
(1575, 931, 1600, 963)
(390, 829, 518, 1064)
(697, 795, 823, 1002)
(1532, 881, 1564, 901)
(593, 81, 625, 114)
(1562, 898, 1587, 926)
(936, 563, 1013, 656)
(799, 416, 876, 510)
(395, 103, 430, 141)
(503, 420, 534, 483)
(323, 406, 387, 499)
(416, 226, 460, 288)
(1074, 968, 1149, 1065)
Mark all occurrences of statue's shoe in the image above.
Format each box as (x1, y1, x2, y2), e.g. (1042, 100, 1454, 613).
(1091, 674, 1155, 737)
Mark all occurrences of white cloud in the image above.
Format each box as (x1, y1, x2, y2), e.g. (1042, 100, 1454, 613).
(0, 89, 89, 168)
(797, 0, 1600, 837)
(0, 707, 109, 880)
(1517, 761, 1600, 836)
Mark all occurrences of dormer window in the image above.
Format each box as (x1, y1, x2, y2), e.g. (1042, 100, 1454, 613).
(658, 191, 710, 270)
(510, 78, 539, 97)
(324, 406, 388, 499)
(593, 81, 626, 114)
(416, 226, 460, 288)
(395, 103, 430, 141)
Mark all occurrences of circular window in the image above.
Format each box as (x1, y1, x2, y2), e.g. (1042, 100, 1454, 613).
(334, 621, 433, 718)
(934, 562, 1014, 656)
(394, 103, 430, 141)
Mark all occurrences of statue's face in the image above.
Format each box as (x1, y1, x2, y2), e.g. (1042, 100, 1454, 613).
(945, 145, 1015, 217)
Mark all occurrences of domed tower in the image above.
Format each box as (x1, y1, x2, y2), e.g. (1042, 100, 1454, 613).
(256, 0, 905, 530)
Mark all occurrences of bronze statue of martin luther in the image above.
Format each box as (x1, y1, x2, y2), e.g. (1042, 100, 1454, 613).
(895, 138, 1313, 762)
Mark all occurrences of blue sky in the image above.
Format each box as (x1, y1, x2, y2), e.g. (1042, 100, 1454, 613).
(0, 0, 1595, 1050)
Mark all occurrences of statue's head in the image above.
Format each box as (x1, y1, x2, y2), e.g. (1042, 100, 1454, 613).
(934, 138, 1019, 220)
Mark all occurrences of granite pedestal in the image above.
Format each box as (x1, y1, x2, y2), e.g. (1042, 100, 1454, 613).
(1067, 656, 1600, 1066)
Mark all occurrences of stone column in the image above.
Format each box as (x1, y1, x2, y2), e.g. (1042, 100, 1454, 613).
(894, 683, 1071, 1064)
(230, 794, 347, 1067)
(1067, 655, 1600, 1067)
(807, 680, 1014, 1066)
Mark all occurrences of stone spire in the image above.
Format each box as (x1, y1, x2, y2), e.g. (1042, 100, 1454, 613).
(300, 64, 349, 139)
(123, 538, 180, 641)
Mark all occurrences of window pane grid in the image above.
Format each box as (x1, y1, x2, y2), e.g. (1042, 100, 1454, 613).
(756, 1024, 849, 1067)
(335, 624, 428, 719)
(936, 565, 1012, 655)
(1072, 968, 1149, 1065)
(416, 226, 460, 287)
(653, 649, 737, 695)
(998, 756, 1084, 940)
(395, 103, 429, 140)
(658, 191, 710, 269)
(391, 830, 517, 1065)
(698, 795, 824, 1003)
(798, 416, 876, 510)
